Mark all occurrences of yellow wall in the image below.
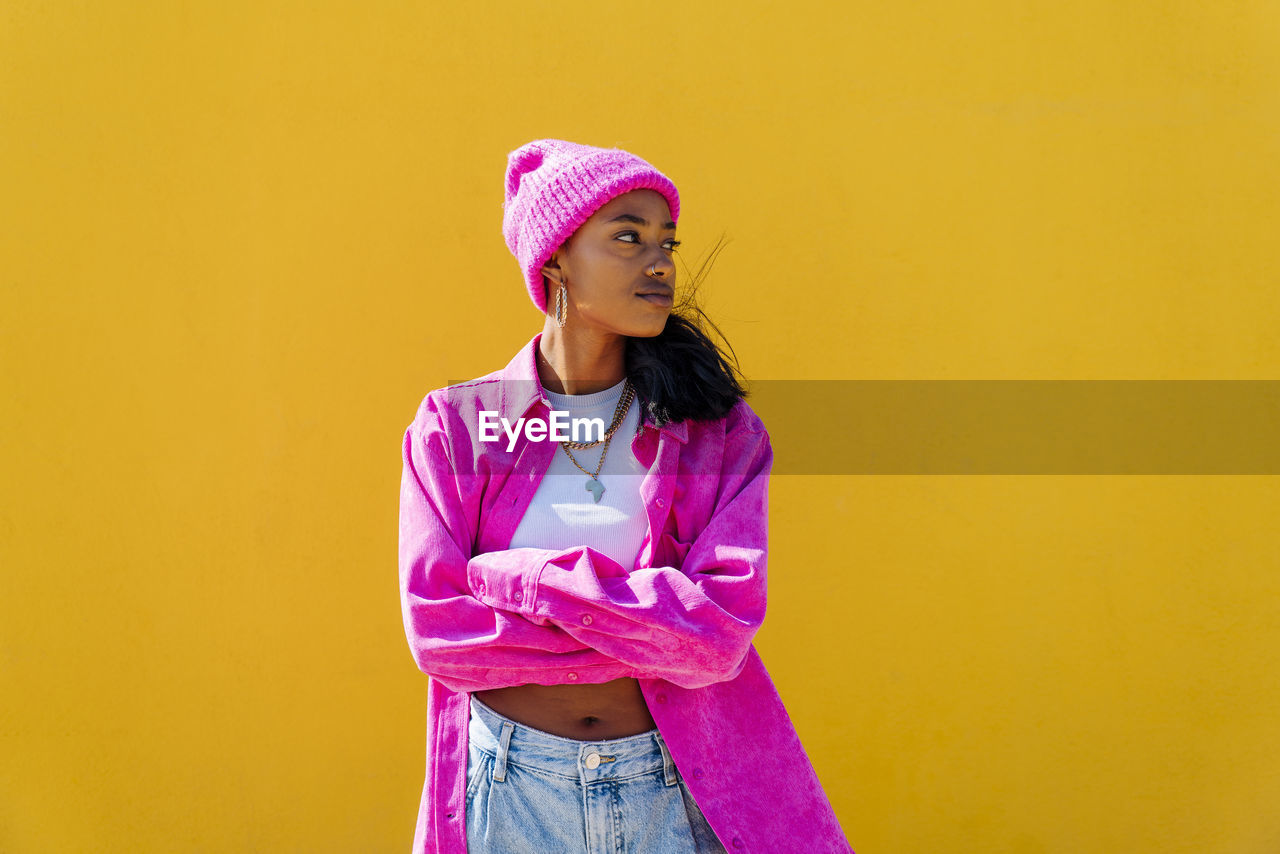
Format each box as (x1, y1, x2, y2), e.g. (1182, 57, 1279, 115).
(4, 2, 1278, 852)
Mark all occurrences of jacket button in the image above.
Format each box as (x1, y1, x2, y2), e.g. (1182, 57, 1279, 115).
(513, 590, 523, 602)
(581, 614, 592, 625)
(656, 498, 666, 507)
(656, 693, 667, 704)
(693, 768, 704, 779)
(732, 839, 744, 849)
(567, 672, 579, 681)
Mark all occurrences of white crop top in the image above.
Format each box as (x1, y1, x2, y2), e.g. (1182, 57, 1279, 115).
(506, 377, 649, 572)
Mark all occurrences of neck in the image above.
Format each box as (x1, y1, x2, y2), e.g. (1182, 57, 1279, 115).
(537, 321, 626, 395)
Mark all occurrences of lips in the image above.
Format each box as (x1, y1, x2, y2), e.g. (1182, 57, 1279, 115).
(636, 285, 674, 308)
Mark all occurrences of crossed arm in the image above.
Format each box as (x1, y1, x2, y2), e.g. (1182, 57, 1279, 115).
(398, 392, 773, 694)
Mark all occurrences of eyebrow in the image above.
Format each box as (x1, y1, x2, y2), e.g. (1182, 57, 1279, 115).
(605, 213, 677, 230)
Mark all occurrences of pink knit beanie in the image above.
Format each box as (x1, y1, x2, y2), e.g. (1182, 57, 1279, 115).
(502, 139, 681, 314)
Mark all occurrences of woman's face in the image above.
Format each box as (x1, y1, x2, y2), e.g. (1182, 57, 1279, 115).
(540, 189, 679, 338)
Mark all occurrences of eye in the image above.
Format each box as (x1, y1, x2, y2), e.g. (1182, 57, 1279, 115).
(617, 232, 681, 251)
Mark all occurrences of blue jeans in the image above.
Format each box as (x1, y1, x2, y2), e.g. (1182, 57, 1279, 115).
(466, 695, 727, 854)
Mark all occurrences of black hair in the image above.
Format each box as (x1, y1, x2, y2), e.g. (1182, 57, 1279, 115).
(624, 234, 747, 427)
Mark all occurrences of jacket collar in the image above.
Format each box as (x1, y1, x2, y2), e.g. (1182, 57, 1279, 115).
(496, 332, 689, 445)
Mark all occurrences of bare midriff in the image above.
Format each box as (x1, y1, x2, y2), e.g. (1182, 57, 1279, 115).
(473, 677, 657, 740)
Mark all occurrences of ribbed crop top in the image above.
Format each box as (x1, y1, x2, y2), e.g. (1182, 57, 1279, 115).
(506, 377, 648, 571)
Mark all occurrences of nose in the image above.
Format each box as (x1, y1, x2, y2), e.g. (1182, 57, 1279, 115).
(649, 253, 674, 277)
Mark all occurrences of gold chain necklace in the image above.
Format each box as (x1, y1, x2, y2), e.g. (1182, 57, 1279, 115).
(560, 380, 635, 503)
(537, 351, 634, 449)
(561, 380, 636, 448)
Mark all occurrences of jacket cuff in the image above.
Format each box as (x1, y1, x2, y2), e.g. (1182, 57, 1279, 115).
(467, 550, 541, 618)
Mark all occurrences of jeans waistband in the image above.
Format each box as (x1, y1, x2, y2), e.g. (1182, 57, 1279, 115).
(469, 694, 679, 786)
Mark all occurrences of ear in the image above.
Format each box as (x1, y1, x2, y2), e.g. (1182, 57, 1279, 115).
(540, 251, 564, 287)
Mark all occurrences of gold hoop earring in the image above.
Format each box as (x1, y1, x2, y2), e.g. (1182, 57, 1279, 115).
(555, 282, 567, 328)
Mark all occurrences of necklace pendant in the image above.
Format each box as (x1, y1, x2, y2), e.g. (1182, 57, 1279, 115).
(585, 478, 605, 503)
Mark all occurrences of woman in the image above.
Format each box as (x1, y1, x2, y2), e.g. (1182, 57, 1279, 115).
(398, 139, 854, 853)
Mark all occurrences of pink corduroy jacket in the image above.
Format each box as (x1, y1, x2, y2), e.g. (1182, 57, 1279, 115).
(398, 332, 855, 853)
